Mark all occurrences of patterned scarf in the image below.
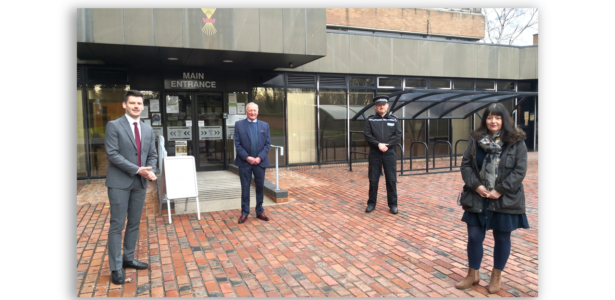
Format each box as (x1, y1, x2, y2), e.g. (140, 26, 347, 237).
(478, 131, 503, 190)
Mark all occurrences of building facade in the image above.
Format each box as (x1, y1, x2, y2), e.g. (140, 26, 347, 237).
(77, 8, 538, 180)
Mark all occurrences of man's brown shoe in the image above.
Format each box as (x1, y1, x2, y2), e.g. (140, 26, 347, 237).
(238, 215, 248, 224)
(256, 213, 270, 221)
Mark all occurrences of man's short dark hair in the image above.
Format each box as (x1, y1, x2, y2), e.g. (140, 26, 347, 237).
(124, 90, 144, 102)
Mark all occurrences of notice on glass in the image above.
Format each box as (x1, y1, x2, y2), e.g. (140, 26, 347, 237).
(226, 114, 246, 126)
(143, 119, 151, 126)
(167, 96, 179, 113)
(152, 113, 161, 126)
(228, 93, 237, 103)
(140, 106, 149, 118)
(152, 127, 163, 137)
(198, 120, 204, 127)
(186, 120, 192, 127)
(237, 103, 245, 114)
(150, 99, 160, 112)
(229, 103, 237, 114)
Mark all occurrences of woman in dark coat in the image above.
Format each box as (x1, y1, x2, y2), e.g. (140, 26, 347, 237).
(455, 103, 529, 294)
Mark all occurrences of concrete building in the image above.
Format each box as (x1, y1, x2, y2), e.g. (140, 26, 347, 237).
(77, 8, 538, 179)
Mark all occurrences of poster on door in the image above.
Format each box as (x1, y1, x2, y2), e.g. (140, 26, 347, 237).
(199, 126, 222, 140)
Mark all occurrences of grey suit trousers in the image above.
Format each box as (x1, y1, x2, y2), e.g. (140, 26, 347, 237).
(107, 175, 146, 271)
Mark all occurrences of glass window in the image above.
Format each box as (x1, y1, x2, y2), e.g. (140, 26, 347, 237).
(225, 92, 249, 166)
(319, 89, 347, 163)
(517, 81, 536, 91)
(77, 85, 87, 178)
(430, 79, 451, 89)
(252, 87, 287, 166)
(476, 80, 495, 90)
(429, 119, 450, 156)
(378, 77, 402, 88)
(350, 77, 374, 87)
(452, 117, 472, 159)
(287, 88, 317, 164)
(405, 78, 427, 89)
(454, 80, 473, 90)
(404, 119, 427, 158)
(498, 81, 515, 91)
(349, 90, 375, 162)
(86, 84, 131, 177)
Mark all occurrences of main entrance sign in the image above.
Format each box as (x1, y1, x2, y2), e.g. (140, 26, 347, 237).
(164, 72, 219, 89)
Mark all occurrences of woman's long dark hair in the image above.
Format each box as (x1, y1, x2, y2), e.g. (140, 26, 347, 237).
(470, 103, 526, 144)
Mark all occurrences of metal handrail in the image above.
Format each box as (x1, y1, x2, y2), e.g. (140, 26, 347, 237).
(396, 143, 404, 176)
(454, 139, 469, 166)
(409, 141, 429, 173)
(270, 145, 284, 190)
(432, 140, 453, 171)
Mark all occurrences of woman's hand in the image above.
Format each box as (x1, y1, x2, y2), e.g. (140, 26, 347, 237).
(487, 190, 502, 199)
(476, 185, 490, 198)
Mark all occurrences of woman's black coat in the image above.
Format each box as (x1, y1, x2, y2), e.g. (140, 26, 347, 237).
(459, 135, 528, 214)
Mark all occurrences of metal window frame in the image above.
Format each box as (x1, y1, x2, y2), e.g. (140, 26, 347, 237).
(377, 76, 403, 89)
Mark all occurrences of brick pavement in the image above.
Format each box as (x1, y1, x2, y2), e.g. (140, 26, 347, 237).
(76, 153, 538, 297)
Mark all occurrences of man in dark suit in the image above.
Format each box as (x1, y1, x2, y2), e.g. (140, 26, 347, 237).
(234, 102, 271, 224)
(104, 90, 158, 284)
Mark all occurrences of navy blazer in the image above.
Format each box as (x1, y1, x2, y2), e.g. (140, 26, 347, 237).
(233, 119, 271, 168)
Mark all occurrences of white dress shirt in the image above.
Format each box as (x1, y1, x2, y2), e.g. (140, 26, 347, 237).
(125, 114, 141, 142)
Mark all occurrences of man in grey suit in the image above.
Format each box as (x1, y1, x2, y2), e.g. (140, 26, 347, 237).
(104, 90, 158, 285)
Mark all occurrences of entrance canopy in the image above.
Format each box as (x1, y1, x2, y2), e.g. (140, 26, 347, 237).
(350, 89, 538, 120)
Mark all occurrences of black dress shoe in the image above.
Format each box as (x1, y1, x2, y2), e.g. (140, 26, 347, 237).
(123, 259, 149, 270)
(238, 215, 248, 224)
(366, 204, 375, 213)
(111, 270, 125, 284)
(390, 206, 399, 214)
(256, 213, 270, 221)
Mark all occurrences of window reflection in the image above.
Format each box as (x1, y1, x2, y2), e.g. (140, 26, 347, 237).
(252, 87, 287, 166)
(319, 89, 347, 163)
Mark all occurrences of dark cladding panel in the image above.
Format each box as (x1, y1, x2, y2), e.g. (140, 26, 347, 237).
(225, 73, 249, 91)
(129, 68, 162, 90)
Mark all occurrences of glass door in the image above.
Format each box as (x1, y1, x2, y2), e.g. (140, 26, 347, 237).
(195, 93, 225, 171)
(164, 92, 194, 158)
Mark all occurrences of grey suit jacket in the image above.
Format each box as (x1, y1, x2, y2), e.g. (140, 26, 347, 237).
(104, 116, 158, 189)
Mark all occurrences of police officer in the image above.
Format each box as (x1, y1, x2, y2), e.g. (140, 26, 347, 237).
(364, 95, 402, 214)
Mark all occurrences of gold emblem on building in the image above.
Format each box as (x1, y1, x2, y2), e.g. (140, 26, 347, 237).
(201, 8, 217, 35)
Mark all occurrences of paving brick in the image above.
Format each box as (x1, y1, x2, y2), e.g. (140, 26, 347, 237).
(76, 155, 539, 297)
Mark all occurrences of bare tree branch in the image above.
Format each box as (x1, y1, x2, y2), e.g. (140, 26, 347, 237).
(483, 8, 538, 45)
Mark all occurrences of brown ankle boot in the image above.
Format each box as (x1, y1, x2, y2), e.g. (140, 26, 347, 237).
(455, 268, 480, 289)
(488, 268, 502, 294)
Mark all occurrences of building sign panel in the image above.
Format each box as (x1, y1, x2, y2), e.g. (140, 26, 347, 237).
(164, 72, 219, 89)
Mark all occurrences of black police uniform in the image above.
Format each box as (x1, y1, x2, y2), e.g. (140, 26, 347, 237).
(363, 96, 402, 211)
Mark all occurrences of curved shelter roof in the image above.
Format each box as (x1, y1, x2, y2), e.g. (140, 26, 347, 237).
(350, 89, 538, 120)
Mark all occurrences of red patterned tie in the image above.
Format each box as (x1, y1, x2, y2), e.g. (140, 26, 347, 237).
(133, 122, 141, 167)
